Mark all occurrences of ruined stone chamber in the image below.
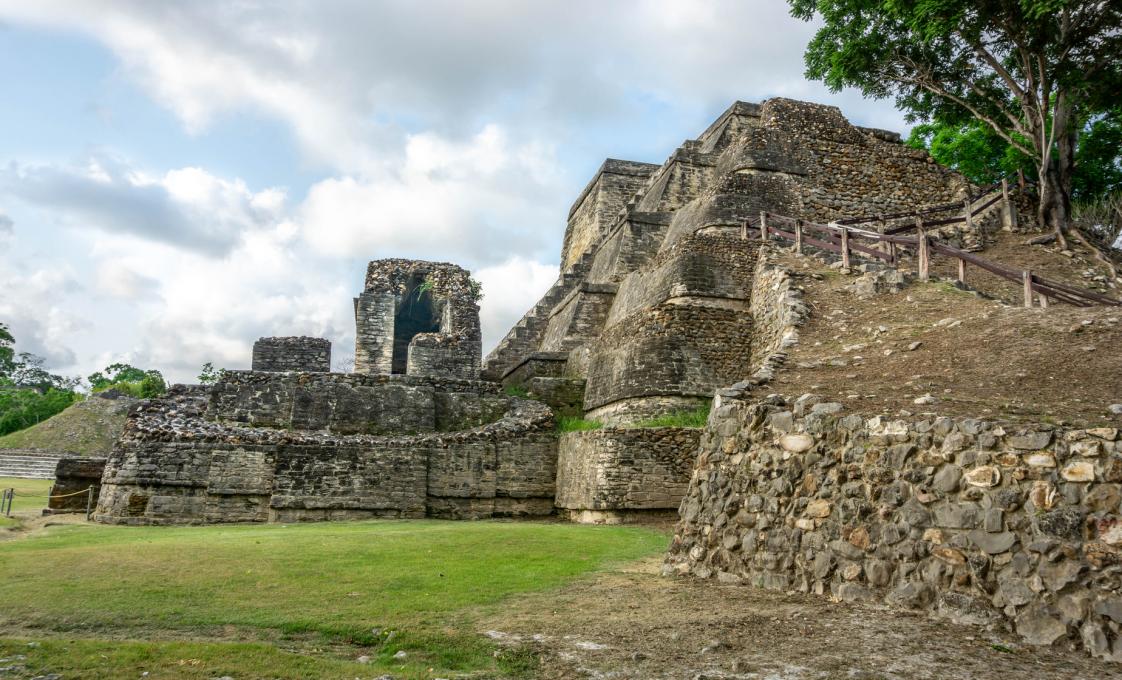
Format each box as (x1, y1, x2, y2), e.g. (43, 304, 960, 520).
(354, 259, 482, 380)
(485, 98, 966, 522)
(95, 258, 555, 525)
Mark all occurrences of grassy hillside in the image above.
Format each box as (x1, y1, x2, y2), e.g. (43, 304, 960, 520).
(0, 396, 131, 455)
(0, 520, 668, 678)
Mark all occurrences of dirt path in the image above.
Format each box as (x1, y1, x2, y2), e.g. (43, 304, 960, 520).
(483, 556, 1119, 680)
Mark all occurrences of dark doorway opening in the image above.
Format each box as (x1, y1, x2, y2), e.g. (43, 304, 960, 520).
(392, 276, 441, 374)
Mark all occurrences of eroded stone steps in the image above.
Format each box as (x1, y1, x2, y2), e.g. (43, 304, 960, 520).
(0, 452, 64, 479)
(484, 249, 599, 378)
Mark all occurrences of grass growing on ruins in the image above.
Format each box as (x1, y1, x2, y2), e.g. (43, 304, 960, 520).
(0, 519, 668, 678)
(555, 415, 603, 432)
(629, 404, 711, 429)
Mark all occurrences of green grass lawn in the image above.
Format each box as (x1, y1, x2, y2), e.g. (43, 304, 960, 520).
(0, 519, 668, 679)
(0, 477, 51, 527)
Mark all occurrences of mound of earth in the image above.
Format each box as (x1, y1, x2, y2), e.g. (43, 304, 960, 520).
(0, 394, 134, 455)
(767, 246, 1122, 428)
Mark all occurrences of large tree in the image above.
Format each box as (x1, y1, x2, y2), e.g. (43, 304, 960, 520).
(789, 0, 1122, 244)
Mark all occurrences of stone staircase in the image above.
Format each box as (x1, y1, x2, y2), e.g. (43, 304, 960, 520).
(0, 450, 66, 479)
(482, 250, 598, 380)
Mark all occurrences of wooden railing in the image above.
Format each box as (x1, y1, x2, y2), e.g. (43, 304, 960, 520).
(745, 210, 1120, 308)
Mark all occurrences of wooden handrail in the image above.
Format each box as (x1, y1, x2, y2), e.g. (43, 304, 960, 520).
(745, 210, 1120, 308)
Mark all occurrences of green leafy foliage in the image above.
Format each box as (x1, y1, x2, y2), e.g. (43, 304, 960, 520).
(468, 277, 484, 302)
(907, 109, 1122, 203)
(0, 325, 81, 436)
(788, 0, 1122, 230)
(197, 362, 225, 385)
(906, 120, 1032, 187)
(0, 388, 80, 437)
(0, 323, 14, 378)
(88, 362, 167, 398)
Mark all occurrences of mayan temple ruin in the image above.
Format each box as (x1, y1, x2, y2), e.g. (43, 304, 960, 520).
(59, 97, 1122, 661)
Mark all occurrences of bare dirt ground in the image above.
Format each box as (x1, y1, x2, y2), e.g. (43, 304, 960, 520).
(483, 555, 1119, 680)
(766, 245, 1122, 428)
(929, 228, 1120, 307)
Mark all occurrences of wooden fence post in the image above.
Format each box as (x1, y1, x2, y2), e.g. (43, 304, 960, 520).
(839, 225, 850, 269)
(877, 213, 887, 256)
(888, 239, 897, 267)
(1039, 292, 1049, 308)
(1001, 178, 1017, 231)
(917, 217, 929, 282)
(963, 198, 975, 236)
(741, 220, 747, 240)
(957, 257, 966, 284)
(794, 219, 803, 254)
(759, 211, 768, 241)
(1023, 270, 1034, 308)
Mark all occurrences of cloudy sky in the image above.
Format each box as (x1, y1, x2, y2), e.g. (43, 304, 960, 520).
(0, 0, 910, 384)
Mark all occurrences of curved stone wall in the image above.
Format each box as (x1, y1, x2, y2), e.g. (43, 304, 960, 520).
(665, 395, 1122, 661)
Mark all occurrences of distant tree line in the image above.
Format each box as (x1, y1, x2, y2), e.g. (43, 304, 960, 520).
(0, 322, 169, 437)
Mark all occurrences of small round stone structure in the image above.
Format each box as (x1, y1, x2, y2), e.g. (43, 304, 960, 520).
(251, 336, 331, 372)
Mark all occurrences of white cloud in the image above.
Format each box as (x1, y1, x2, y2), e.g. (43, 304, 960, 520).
(298, 125, 562, 264)
(475, 256, 559, 351)
(0, 0, 916, 384)
(0, 265, 86, 368)
(0, 155, 287, 255)
(0, 212, 12, 237)
(0, 0, 907, 176)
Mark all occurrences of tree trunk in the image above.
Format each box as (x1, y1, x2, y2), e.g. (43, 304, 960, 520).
(1038, 164, 1070, 248)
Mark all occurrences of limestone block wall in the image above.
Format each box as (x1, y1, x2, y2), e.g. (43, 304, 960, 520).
(207, 371, 507, 435)
(665, 396, 1122, 661)
(586, 213, 672, 285)
(756, 98, 969, 222)
(556, 427, 702, 521)
(48, 456, 106, 512)
(562, 159, 660, 270)
(95, 384, 558, 525)
(251, 337, 331, 372)
(540, 284, 617, 354)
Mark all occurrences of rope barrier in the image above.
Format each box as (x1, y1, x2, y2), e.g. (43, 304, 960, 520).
(9, 486, 93, 499)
